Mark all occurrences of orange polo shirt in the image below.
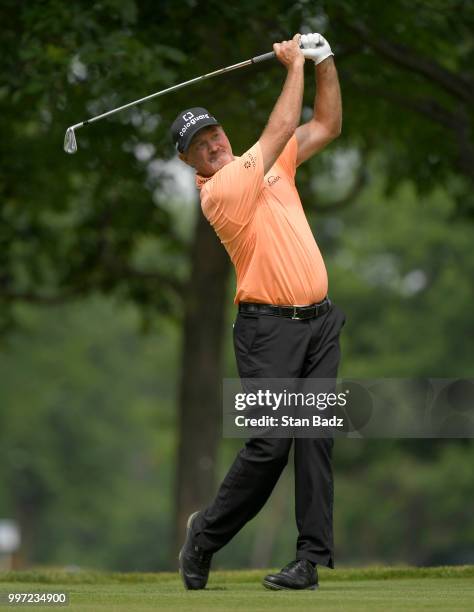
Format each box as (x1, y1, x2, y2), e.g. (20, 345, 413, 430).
(196, 134, 328, 305)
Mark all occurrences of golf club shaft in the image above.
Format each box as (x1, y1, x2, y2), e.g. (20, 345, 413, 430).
(70, 51, 276, 131)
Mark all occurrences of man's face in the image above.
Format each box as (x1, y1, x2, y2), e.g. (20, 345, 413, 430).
(180, 126, 233, 177)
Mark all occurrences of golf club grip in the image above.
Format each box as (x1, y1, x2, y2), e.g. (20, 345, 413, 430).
(252, 41, 306, 64)
(252, 51, 276, 63)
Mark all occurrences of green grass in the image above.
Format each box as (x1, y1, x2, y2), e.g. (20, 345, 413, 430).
(0, 566, 473, 611)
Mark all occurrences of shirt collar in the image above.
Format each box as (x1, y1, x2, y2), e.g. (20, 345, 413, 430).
(194, 156, 239, 190)
(195, 173, 212, 190)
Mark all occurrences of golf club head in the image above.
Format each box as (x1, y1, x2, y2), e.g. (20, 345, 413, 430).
(64, 127, 77, 154)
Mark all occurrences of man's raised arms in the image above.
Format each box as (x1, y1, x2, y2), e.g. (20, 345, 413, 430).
(295, 34, 342, 166)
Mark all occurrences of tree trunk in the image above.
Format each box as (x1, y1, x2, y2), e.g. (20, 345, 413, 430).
(171, 207, 231, 566)
(13, 501, 35, 569)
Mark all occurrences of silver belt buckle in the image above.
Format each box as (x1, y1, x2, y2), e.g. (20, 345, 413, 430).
(292, 306, 300, 320)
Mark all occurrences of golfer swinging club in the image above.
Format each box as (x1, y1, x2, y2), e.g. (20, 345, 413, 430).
(172, 32, 346, 591)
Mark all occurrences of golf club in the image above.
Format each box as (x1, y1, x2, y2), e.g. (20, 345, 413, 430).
(64, 50, 282, 154)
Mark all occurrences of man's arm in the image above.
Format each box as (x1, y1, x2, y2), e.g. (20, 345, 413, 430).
(296, 48, 342, 166)
(259, 34, 304, 175)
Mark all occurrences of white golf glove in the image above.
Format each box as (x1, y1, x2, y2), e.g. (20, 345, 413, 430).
(300, 33, 334, 65)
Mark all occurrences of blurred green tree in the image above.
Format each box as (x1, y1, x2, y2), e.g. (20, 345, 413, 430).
(0, 298, 177, 569)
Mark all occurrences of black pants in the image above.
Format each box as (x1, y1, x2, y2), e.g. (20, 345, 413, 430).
(194, 300, 346, 567)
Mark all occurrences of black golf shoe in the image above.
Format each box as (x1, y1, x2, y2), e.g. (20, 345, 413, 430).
(262, 559, 318, 590)
(178, 511, 213, 590)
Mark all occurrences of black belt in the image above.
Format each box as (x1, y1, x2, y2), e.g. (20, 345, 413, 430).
(239, 297, 331, 320)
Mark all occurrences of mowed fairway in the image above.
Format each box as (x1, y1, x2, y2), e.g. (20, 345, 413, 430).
(1, 566, 473, 611)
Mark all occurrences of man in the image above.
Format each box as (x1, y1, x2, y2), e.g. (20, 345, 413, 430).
(171, 32, 346, 591)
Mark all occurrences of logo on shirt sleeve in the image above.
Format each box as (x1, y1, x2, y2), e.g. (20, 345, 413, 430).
(243, 151, 257, 169)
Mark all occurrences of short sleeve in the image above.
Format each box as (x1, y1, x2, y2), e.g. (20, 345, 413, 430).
(276, 133, 298, 179)
(202, 142, 264, 230)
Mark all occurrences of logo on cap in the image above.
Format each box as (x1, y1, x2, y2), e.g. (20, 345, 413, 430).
(171, 107, 219, 153)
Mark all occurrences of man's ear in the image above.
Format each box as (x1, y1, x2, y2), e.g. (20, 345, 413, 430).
(179, 151, 193, 168)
